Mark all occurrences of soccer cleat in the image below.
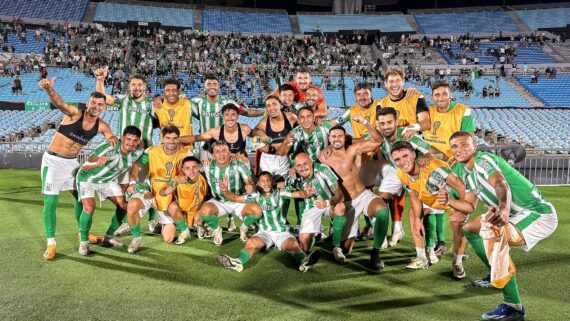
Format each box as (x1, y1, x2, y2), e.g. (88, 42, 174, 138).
(148, 220, 159, 233)
(381, 237, 388, 249)
(370, 248, 384, 271)
(299, 250, 321, 272)
(218, 254, 243, 272)
(78, 233, 104, 244)
(239, 224, 249, 243)
(102, 236, 124, 248)
(358, 226, 373, 241)
(434, 241, 447, 256)
(78, 242, 89, 256)
(114, 223, 131, 236)
(196, 224, 206, 239)
(453, 263, 466, 279)
(175, 230, 191, 245)
(227, 217, 236, 232)
(213, 227, 223, 246)
(406, 257, 429, 270)
(472, 275, 492, 288)
(43, 245, 57, 260)
(127, 237, 142, 254)
(427, 248, 439, 265)
(388, 229, 405, 247)
(332, 247, 346, 263)
(204, 225, 214, 238)
(482, 303, 526, 321)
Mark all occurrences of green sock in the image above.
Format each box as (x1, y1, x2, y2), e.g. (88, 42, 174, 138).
(42, 195, 59, 238)
(121, 216, 128, 224)
(73, 198, 83, 226)
(293, 251, 306, 264)
(294, 199, 305, 224)
(174, 218, 188, 232)
(243, 215, 261, 227)
(237, 250, 251, 265)
(502, 275, 522, 304)
(436, 213, 446, 243)
(372, 207, 390, 249)
(78, 211, 93, 242)
(202, 215, 219, 229)
(332, 215, 347, 247)
(130, 224, 142, 238)
(106, 208, 127, 236)
(282, 199, 291, 223)
(148, 207, 157, 221)
(463, 229, 491, 268)
(424, 214, 437, 248)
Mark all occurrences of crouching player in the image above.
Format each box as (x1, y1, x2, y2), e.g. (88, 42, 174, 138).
(218, 171, 320, 272)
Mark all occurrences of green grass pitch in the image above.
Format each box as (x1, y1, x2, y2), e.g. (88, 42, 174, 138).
(0, 169, 568, 320)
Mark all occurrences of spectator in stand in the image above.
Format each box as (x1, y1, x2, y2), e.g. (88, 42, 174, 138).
(75, 81, 83, 92)
(12, 76, 22, 95)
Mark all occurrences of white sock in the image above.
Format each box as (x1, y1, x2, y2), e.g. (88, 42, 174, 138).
(80, 241, 88, 246)
(453, 253, 463, 265)
(47, 238, 56, 246)
(416, 247, 427, 260)
(393, 221, 402, 232)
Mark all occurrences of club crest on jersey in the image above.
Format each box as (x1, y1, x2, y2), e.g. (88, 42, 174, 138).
(245, 194, 254, 202)
(431, 121, 441, 135)
(168, 109, 176, 122)
(165, 162, 174, 177)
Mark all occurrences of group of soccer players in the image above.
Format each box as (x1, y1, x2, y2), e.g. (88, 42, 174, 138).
(38, 66, 557, 321)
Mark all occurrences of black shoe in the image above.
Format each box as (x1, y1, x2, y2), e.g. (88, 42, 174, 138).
(299, 250, 321, 272)
(434, 241, 447, 256)
(370, 248, 384, 271)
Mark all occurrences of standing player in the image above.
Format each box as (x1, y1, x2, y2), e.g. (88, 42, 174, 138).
(270, 67, 327, 118)
(76, 126, 145, 255)
(391, 141, 474, 275)
(448, 132, 557, 321)
(217, 171, 320, 272)
(318, 126, 390, 270)
(198, 141, 257, 246)
(38, 78, 116, 260)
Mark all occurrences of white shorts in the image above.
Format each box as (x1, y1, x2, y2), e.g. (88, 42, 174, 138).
(253, 230, 296, 250)
(378, 164, 403, 195)
(41, 152, 79, 195)
(423, 203, 445, 214)
(344, 189, 382, 240)
(131, 193, 173, 224)
(77, 180, 123, 201)
(300, 205, 331, 234)
(205, 198, 246, 221)
(510, 210, 558, 252)
(259, 153, 290, 178)
(359, 159, 382, 187)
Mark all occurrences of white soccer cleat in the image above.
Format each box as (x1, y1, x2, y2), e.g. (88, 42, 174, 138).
(114, 223, 131, 236)
(381, 237, 388, 250)
(388, 229, 405, 247)
(332, 247, 345, 263)
(406, 257, 429, 270)
(453, 263, 466, 279)
(218, 254, 243, 272)
(127, 237, 142, 254)
(102, 236, 124, 248)
(147, 220, 158, 233)
(196, 224, 206, 239)
(213, 227, 223, 246)
(227, 217, 236, 232)
(175, 230, 191, 245)
(427, 248, 439, 265)
(204, 225, 214, 238)
(299, 250, 321, 273)
(239, 224, 249, 243)
(78, 242, 89, 256)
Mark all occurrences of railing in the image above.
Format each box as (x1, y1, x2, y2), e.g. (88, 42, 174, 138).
(514, 153, 570, 186)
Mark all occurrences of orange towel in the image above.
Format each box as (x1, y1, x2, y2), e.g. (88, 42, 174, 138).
(480, 213, 517, 289)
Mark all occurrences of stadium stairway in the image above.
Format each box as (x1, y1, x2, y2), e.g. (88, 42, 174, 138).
(506, 10, 530, 32)
(290, 15, 301, 34)
(194, 7, 203, 30)
(83, 2, 97, 23)
(507, 78, 543, 107)
(405, 14, 422, 33)
(542, 43, 570, 63)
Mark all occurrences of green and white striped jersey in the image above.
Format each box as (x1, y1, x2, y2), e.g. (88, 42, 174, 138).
(451, 152, 555, 216)
(204, 159, 252, 201)
(245, 189, 292, 232)
(380, 127, 432, 167)
(191, 95, 246, 134)
(76, 140, 145, 184)
(289, 121, 332, 162)
(290, 163, 338, 209)
(116, 95, 155, 147)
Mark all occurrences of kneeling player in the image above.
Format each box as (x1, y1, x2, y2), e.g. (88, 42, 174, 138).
(218, 171, 320, 272)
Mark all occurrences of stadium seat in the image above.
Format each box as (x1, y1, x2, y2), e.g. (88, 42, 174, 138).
(516, 8, 570, 31)
(296, 14, 413, 33)
(413, 11, 520, 34)
(202, 10, 292, 34)
(0, 0, 88, 22)
(516, 75, 570, 107)
(93, 2, 194, 28)
(438, 41, 554, 65)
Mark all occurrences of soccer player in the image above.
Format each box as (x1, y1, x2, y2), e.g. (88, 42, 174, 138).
(217, 171, 320, 272)
(278, 107, 332, 161)
(448, 132, 557, 321)
(158, 156, 208, 244)
(38, 78, 116, 260)
(391, 141, 474, 274)
(318, 126, 390, 270)
(125, 125, 191, 253)
(270, 67, 327, 118)
(76, 126, 145, 255)
(198, 141, 257, 246)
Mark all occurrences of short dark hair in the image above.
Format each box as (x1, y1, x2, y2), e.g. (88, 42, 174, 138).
(297, 66, 311, 74)
(182, 156, 200, 166)
(449, 131, 473, 142)
(204, 74, 219, 82)
(329, 125, 346, 135)
(377, 107, 398, 119)
(390, 141, 415, 155)
(221, 103, 240, 114)
(431, 80, 450, 92)
(164, 78, 180, 89)
(129, 74, 146, 83)
(258, 171, 274, 183)
(265, 95, 282, 105)
(297, 106, 314, 115)
(162, 124, 180, 137)
(279, 84, 296, 93)
(354, 82, 372, 93)
(122, 125, 142, 138)
(90, 91, 106, 100)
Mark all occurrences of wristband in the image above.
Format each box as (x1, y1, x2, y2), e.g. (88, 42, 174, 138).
(325, 200, 330, 207)
(129, 180, 137, 185)
(168, 180, 175, 187)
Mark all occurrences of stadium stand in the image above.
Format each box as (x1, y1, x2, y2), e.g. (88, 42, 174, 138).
(0, 0, 88, 22)
(516, 75, 570, 107)
(438, 41, 554, 65)
(4, 30, 59, 54)
(413, 11, 520, 34)
(201, 9, 292, 34)
(515, 7, 570, 31)
(297, 13, 413, 33)
(93, 2, 194, 28)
